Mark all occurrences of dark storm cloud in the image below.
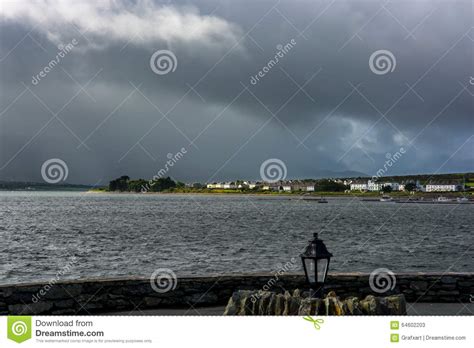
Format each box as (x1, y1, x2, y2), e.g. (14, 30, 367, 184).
(0, 0, 472, 184)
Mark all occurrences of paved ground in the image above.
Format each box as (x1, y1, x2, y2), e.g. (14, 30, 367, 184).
(406, 303, 473, 315)
(109, 303, 473, 316)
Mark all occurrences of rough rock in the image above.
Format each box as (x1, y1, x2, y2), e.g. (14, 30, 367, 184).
(224, 290, 407, 315)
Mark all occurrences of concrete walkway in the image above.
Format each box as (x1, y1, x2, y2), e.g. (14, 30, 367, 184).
(110, 303, 473, 316)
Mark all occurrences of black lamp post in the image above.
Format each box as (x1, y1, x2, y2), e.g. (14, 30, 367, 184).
(301, 233, 333, 298)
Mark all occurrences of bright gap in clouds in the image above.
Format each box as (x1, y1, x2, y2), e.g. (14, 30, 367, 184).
(0, 0, 242, 50)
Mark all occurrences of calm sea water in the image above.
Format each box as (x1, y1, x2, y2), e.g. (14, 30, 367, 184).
(0, 191, 472, 285)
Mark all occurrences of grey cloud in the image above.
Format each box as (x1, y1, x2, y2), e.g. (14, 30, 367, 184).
(0, 0, 472, 184)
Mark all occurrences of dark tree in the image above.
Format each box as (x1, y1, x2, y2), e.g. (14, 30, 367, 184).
(109, 175, 130, 191)
(315, 179, 346, 192)
(149, 177, 176, 192)
(128, 179, 149, 192)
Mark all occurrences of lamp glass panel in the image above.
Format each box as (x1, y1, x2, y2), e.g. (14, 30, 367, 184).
(304, 258, 316, 283)
(316, 258, 328, 282)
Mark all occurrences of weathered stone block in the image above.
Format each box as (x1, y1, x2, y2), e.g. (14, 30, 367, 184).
(360, 295, 379, 315)
(440, 277, 457, 284)
(298, 298, 313, 315)
(274, 294, 285, 315)
(258, 292, 272, 315)
(54, 299, 75, 309)
(223, 292, 240, 315)
(239, 293, 256, 315)
(342, 297, 363, 315)
(144, 297, 162, 307)
(384, 295, 406, 315)
(79, 302, 104, 312)
(410, 281, 428, 291)
(43, 285, 83, 300)
(9, 301, 53, 315)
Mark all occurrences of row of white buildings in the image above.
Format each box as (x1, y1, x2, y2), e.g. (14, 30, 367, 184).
(206, 182, 258, 190)
(350, 180, 403, 191)
(205, 179, 465, 193)
(350, 179, 464, 192)
(206, 181, 318, 192)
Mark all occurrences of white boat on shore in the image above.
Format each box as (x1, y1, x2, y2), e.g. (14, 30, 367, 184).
(380, 195, 393, 202)
(436, 196, 451, 202)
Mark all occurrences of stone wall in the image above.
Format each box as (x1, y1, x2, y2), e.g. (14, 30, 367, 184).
(223, 290, 407, 315)
(0, 272, 472, 315)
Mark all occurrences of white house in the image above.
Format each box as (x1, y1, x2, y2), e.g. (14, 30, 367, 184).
(287, 182, 315, 191)
(366, 180, 402, 191)
(425, 182, 461, 192)
(350, 180, 402, 191)
(282, 185, 292, 192)
(207, 182, 233, 189)
(368, 180, 383, 191)
(350, 181, 368, 191)
(245, 181, 258, 189)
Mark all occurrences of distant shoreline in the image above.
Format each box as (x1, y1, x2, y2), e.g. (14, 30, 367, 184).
(0, 189, 469, 198)
(86, 189, 472, 198)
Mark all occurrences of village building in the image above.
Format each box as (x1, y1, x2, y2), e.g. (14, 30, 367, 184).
(350, 180, 368, 191)
(425, 180, 463, 192)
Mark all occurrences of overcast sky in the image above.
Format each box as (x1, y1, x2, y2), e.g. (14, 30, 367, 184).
(0, 0, 472, 185)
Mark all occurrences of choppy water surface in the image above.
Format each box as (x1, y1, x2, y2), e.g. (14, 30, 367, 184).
(0, 191, 472, 284)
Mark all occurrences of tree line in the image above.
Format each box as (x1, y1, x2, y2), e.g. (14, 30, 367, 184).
(108, 176, 184, 192)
